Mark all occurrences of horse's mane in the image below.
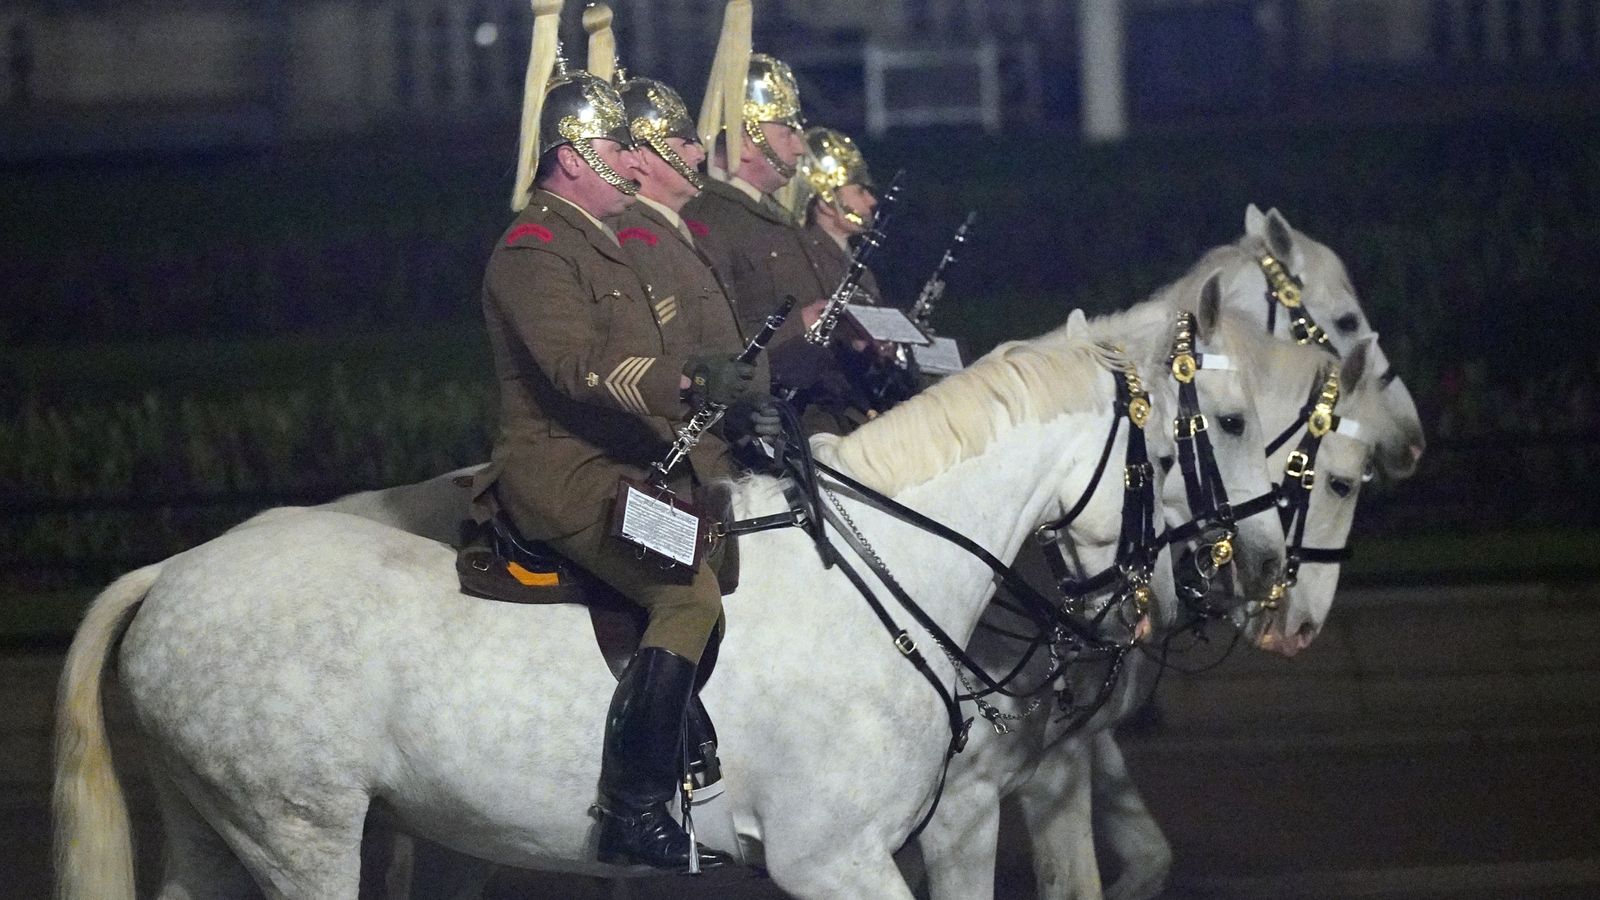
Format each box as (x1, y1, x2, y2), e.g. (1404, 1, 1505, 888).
(829, 336, 1117, 495)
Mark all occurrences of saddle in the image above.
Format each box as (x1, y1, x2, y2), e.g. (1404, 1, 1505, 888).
(453, 480, 738, 790)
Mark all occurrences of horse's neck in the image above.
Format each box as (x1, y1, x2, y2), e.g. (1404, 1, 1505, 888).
(857, 405, 1113, 652)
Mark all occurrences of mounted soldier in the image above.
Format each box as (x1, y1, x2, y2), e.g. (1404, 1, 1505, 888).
(585, 5, 783, 463)
(681, 1, 878, 434)
(790, 125, 923, 408)
(468, 0, 743, 872)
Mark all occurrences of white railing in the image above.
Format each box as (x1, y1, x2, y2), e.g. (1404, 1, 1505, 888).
(863, 43, 1004, 137)
(1427, 0, 1599, 64)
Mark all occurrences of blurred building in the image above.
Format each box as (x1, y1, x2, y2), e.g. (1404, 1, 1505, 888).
(2, 0, 1596, 157)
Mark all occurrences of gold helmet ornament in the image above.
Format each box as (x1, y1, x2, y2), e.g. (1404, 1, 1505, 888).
(795, 126, 875, 226)
(697, 0, 805, 182)
(510, 0, 635, 212)
(584, 3, 705, 191)
(620, 77, 705, 190)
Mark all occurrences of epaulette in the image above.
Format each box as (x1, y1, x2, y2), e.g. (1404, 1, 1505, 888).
(685, 219, 710, 238)
(617, 226, 659, 247)
(505, 223, 555, 247)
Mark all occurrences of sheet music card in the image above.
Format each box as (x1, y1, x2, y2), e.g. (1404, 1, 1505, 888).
(913, 336, 967, 375)
(610, 479, 706, 568)
(843, 305, 932, 345)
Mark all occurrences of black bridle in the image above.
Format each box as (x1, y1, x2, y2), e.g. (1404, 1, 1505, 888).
(1258, 250, 1402, 390)
(1157, 312, 1280, 618)
(1032, 351, 1161, 644)
(1259, 252, 1332, 351)
(1268, 366, 1358, 595)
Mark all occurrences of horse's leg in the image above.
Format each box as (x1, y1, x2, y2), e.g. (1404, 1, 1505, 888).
(1017, 736, 1102, 900)
(1090, 732, 1171, 900)
(164, 762, 369, 900)
(150, 762, 261, 900)
(915, 778, 1003, 900)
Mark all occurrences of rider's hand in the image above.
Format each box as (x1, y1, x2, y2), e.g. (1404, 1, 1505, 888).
(723, 393, 784, 441)
(683, 355, 756, 407)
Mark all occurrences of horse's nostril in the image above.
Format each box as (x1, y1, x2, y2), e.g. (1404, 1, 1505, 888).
(1409, 443, 1425, 462)
(1296, 620, 1317, 638)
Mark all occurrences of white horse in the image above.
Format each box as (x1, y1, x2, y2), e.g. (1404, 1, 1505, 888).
(909, 259, 1391, 900)
(1229, 204, 1425, 480)
(53, 295, 1286, 900)
(1058, 208, 1429, 900)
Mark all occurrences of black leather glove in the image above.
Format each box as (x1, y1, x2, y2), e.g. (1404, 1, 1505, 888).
(723, 392, 784, 442)
(684, 354, 755, 407)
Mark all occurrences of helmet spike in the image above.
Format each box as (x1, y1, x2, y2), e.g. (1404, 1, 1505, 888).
(513, 0, 565, 212)
(698, 0, 751, 181)
(583, 3, 617, 82)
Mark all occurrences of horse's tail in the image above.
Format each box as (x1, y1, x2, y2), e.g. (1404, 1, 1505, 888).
(52, 563, 161, 900)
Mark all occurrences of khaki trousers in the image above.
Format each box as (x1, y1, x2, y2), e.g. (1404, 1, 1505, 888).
(539, 516, 724, 664)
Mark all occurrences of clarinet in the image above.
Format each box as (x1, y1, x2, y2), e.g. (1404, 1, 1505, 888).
(649, 295, 797, 486)
(909, 211, 975, 333)
(803, 171, 904, 346)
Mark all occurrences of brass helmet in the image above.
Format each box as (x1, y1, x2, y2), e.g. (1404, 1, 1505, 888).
(618, 75, 705, 190)
(744, 54, 804, 131)
(510, 0, 635, 211)
(796, 126, 875, 226)
(697, 1, 806, 181)
(538, 60, 637, 194)
(584, 3, 699, 190)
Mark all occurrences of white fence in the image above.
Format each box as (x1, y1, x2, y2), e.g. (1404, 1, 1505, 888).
(2, 0, 1597, 152)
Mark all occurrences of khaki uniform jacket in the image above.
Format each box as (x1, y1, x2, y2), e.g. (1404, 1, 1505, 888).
(608, 201, 769, 480)
(684, 180, 849, 403)
(473, 190, 697, 541)
(802, 220, 884, 307)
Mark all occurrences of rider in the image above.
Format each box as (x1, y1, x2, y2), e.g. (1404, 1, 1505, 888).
(470, 0, 740, 871)
(790, 126, 921, 409)
(599, 56, 782, 461)
(681, 2, 877, 434)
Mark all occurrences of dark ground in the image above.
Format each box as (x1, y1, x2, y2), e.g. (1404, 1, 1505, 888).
(5, 580, 1598, 899)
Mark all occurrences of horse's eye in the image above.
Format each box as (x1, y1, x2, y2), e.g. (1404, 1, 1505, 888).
(1328, 477, 1354, 498)
(1335, 313, 1361, 333)
(1219, 414, 1246, 436)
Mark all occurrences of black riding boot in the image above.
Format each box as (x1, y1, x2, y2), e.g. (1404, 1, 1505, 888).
(596, 647, 730, 871)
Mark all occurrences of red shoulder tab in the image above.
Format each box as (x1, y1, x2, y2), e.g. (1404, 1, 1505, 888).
(505, 223, 554, 246)
(617, 226, 660, 247)
(685, 219, 710, 238)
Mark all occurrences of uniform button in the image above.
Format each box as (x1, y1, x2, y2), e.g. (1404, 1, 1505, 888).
(770, 251, 779, 258)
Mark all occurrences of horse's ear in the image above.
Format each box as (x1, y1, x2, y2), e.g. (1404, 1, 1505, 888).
(1264, 208, 1295, 259)
(1065, 308, 1089, 338)
(1244, 203, 1267, 236)
(1340, 334, 1378, 388)
(1196, 270, 1224, 339)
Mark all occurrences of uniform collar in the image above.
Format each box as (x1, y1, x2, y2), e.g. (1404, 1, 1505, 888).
(728, 177, 764, 203)
(636, 195, 693, 244)
(542, 191, 621, 247)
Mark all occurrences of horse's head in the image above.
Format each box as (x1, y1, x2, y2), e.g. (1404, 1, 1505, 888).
(1146, 271, 1289, 621)
(1252, 335, 1386, 656)
(1232, 204, 1426, 481)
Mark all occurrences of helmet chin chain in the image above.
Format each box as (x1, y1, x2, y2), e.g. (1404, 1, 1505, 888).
(745, 120, 796, 180)
(568, 135, 640, 196)
(647, 137, 706, 191)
